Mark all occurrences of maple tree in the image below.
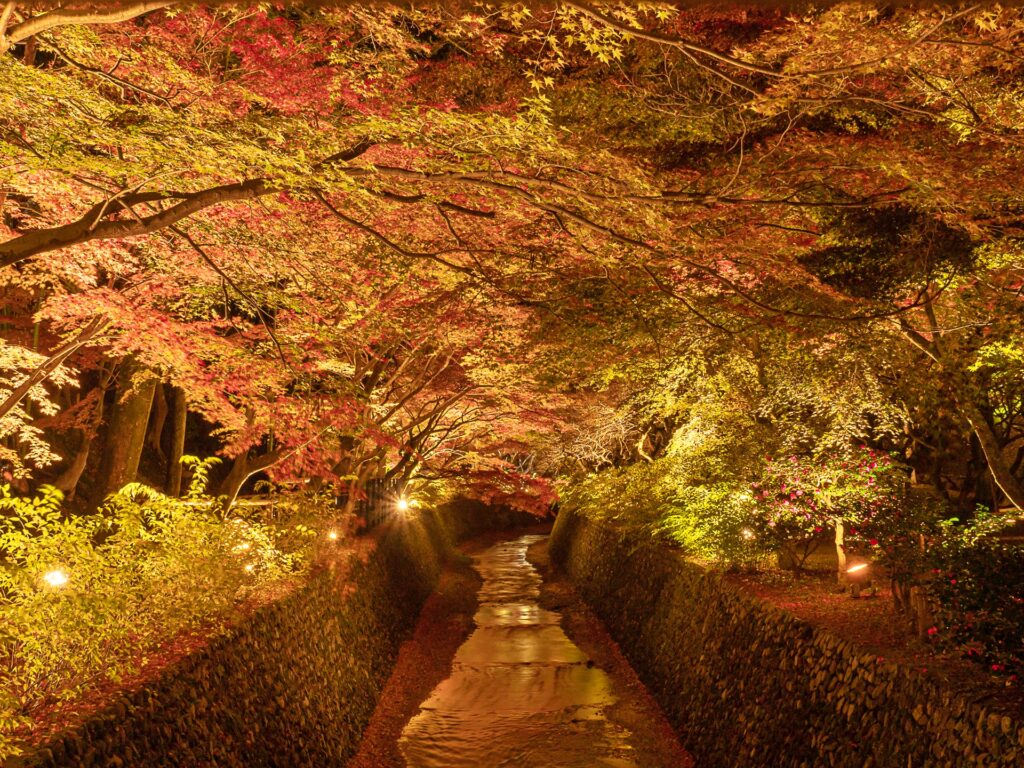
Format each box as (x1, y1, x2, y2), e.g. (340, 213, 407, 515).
(0, 1, 565, 509)
(0, 0, 1019, 515)
(0, 0, 1019, 514)
(1, 0, 1024, 750)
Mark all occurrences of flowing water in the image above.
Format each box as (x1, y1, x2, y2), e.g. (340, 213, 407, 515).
(398, 534, 648, 767)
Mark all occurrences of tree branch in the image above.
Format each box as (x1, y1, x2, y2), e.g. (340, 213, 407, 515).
(169, 225, 290, 369)
(0, 179, 273, 267)
(563, 1, 777, 77)
(564, 1, 980, 81)
(6, 1, 177, 45)
(0, 138, 383, 268)
(0, 1, 16, 48)
(41, 35, 174, 105)
(0, 316, 107, 423)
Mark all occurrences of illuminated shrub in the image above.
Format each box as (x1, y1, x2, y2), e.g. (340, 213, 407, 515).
(752, 448, 936, 581)
(0, 463, 331, 758)
(560, 459, 772, 570)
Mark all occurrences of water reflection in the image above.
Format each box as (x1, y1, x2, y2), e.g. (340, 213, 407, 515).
(399, 535, 640, 767)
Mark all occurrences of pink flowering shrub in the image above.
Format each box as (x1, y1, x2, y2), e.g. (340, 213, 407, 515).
(924, 518, 1024, 680)
(753, 446, 908, 571)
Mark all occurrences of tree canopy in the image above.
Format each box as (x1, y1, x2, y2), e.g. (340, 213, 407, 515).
(5, 1, 1024, 745)
(1, 0, 1023, 516)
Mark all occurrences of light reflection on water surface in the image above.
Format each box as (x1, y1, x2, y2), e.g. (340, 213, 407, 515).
(399, 534, 639, 768)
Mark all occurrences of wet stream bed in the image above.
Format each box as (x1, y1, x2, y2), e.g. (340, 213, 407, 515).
(354, 532, 691, 768)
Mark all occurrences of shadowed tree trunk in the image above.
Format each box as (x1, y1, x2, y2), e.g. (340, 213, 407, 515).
(54, 435, 91, 497)
(21, 35, 36, 65)
(147, 382, 168, 462)
(165, 386, 187, 496)
(899, 322, 1024, 510)
(90, 358, 156, 506)
(54, 373, 112, 499)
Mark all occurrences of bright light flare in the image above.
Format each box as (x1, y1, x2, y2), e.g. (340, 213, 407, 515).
(327, 529, 339, 541)
(396, 497, 410, 513)
(741, 528, 755, 540)
(847, 563, 869, 574)
(43, 569, 69, 588)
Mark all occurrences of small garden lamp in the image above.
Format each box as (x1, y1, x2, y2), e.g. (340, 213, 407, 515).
(847, 562, 870, 598)
(43, 569, 69, 588)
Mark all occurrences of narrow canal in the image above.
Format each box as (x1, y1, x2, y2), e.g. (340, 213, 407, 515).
(394, 533, 689, 767)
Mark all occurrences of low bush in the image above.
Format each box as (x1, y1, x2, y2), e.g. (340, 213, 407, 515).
(0, 460, 340, 759)
(924, 517, 1024, 678)
(560, 459, 772, 570)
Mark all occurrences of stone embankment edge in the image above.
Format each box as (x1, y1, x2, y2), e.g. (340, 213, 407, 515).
(14, 508, 455, 768)
(549, 508, 1024, 768)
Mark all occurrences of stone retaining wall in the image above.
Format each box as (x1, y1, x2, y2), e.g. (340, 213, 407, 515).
(14, 512, 450, 768)
(550, 509, 1024, 768)
(433, 497, 546, 544)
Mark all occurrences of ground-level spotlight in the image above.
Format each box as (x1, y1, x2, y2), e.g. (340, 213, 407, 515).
(396, 497, 410, 513)
(847, 562, 871, 598)
(741, 528, 755, 540)
(327, 529, 339, 541)
(43, 569, 69, 588)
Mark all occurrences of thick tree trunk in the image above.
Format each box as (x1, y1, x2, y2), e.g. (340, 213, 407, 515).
(330, 435, 357, 477)
(218, 450, 280, 510)
(90, 359, 156, 506)
(343, 458, 379, 518)
(899, 325, 1024, 510)
(165, 386, 187, 496)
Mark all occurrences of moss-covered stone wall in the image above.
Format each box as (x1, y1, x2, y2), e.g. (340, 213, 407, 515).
(15, 514, 449, 768)
(550, 509, 1024, 768)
